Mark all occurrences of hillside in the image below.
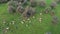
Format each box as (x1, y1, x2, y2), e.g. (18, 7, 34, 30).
(0, 0, 60, 34)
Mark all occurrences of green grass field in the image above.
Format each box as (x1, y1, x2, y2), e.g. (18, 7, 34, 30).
(0, 0, 60, 34)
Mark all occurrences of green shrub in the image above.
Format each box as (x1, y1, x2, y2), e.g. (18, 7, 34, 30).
(39, 0, 46, 8)
(16, 6, 24, 13)
(50, 2, 57, 9)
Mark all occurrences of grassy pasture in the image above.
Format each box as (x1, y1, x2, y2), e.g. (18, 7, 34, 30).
(0, 0, 60, 34)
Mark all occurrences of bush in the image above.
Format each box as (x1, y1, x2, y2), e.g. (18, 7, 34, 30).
(21, 0, 28, 6)
(16, 6, 24, 13)
(12, 0, 21, 2)
(8, 5, 15, 13)
(52, 16, 59, 24)
(44, 7, 51, 14)
(50, 2, 57, 9)
(30, 0, 37, 7)
(55, 0, 60, 3)
(0, 0, 9, 3)
(50, 10, 55, 16)
(39, 0, 46, 7)
(7, 0, 19, 13)
(22, 6, 35, 18)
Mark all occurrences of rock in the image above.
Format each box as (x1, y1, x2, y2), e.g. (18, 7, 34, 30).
(6, 27, 9, 30)
(40, 13, 42, 15)
(27, 18, 30, 21)
(32, 16, 35, 18)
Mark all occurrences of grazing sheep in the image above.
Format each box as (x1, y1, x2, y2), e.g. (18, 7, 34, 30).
(50, 2, 57, 9)
(16, 6, 24, 13)
(39, 0, 46, 7)
(22, 6, 35, 18)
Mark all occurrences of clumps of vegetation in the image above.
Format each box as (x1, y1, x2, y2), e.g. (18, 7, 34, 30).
(7, 0, 19, 13)
(22, 6, 36, 18)
(52, 16, 59, 25)
(7, 0, 36, 18)
(16, 6, 24, 13)
(50, 10, 55, 16)
(21, 0, 27, 5)
(39, 0, 46, 8)
(50, 2, 57, 9)
(8, 5, 15, 13)
(13, 0, 27, 5)
(44, 7, 51, 14)
(8, 0, 18, 7)
(55, 0, 60, 3)
(7, 0, 28, 13)
(30, 0, 37, 7)
(0, 0, 9, 3)
(7, 0, 58, 19)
